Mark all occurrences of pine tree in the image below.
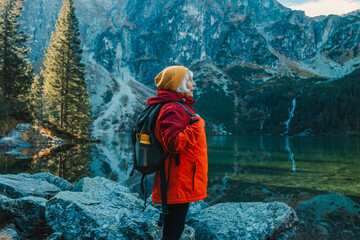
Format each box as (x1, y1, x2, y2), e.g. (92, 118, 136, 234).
(0, 0, 34, 120)
(30, 72, 45, 126)
(0, 92, 8, 121)
(42, 0, 92, 138)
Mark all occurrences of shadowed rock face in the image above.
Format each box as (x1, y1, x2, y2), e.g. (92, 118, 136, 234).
(187, 201, 299, 240)
(0, 195, 48, 235)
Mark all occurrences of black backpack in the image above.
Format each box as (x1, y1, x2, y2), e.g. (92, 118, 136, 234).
(131, 101, 194, 226)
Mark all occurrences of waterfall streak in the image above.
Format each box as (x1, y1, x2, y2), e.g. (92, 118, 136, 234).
(283, 98, 296, 135)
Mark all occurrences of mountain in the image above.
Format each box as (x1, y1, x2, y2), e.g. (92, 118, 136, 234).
(19, 0, 360, 136)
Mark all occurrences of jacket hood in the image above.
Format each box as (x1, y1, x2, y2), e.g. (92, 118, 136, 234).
(147, 89, 195, 106)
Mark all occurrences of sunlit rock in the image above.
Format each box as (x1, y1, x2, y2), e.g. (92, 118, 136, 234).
(0, 174, 61, 199)
(187, 200, 209, 220)
(187, 201, 298, 240)
(73, 176, 130, 194)
(33, 172, 74, 191)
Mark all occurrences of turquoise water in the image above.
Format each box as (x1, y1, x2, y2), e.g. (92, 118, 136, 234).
(1, 134, 359, 207)
(205, 135, 360, 207)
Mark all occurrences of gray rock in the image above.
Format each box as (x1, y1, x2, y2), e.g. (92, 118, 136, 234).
(0, 195, 47, 235)
(0, 224, 20, 240)
(0, 174, 61, 199)
(73, 176, 130, 193)
(33, 172, 74, 191)
(46, 177, 194, 240)
(187, 201, 298, 240)
(278, 229, 297, 240)
(0, 194, 12, 223)
(295, 194, 360, 240)
(45, 232, 64, 240)
(146, 194, 161, 211)
(0, 124, 33, 148)
(187, 200, 209, 220)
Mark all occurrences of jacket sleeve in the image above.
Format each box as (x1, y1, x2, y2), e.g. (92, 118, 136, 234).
(158, 104, 205, 154)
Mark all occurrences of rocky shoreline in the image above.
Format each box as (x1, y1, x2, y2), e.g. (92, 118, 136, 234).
(1, 173, 359, 240)
(1, 173, 360, 239)
(0, 173, 300, 239)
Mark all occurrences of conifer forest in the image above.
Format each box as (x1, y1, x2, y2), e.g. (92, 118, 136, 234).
(0, 0, 92, 139)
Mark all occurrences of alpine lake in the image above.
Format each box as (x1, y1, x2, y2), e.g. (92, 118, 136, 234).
(1, 134, 360, 236)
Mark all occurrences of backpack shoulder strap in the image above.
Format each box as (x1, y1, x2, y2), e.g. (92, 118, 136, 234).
(147, 103, 165, 132)
(172, 101, 196, 117)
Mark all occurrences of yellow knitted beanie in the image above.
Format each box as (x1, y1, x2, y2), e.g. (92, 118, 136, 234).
(155, 66, 188, 91)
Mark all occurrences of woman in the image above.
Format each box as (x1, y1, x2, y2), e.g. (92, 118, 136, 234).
(147, 66, 208, 240)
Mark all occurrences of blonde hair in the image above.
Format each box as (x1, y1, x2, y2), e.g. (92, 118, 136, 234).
(176, 70, 194, 94)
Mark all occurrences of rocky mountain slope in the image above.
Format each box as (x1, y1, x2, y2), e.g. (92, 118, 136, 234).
(19, 0, 360, 136)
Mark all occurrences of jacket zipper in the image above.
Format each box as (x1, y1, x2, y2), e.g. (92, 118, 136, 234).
(192, 161, 196, 191)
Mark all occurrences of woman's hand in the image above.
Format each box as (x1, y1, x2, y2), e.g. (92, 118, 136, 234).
(190, 114, 200, 124)
(190, 116, 205, 130)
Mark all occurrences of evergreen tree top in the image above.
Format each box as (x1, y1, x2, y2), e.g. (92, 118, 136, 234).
(42, 0, 92, 139)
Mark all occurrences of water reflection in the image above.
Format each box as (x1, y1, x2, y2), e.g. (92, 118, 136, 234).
(206, 135, 360, 207)
(0, 143, 92, 183)
(90, 133, 132, 184)
(1, 134, 359, 205)
(285, 136, 296, 173)
(0, 133, 135, 185)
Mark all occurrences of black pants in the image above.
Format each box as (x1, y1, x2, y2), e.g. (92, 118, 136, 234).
(162, 203, 190, 240)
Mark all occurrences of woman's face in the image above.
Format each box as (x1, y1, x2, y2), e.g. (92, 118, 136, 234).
(184, 76, 196, 98)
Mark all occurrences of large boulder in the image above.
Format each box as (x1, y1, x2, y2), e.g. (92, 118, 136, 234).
(187, 201, 298, 240)
(0, 124, 33, 149)
(33, 172, 74, 191)
(0, 194, 48, 235)
(187, 200, 209, 221)
(46, 177, 194, 240)
(73, 176, 130, 194)
(295, 194, 360, 240)
(0, 174, 61, 199)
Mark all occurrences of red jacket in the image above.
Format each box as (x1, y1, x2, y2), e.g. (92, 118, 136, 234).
(148, 90, 208, 204)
